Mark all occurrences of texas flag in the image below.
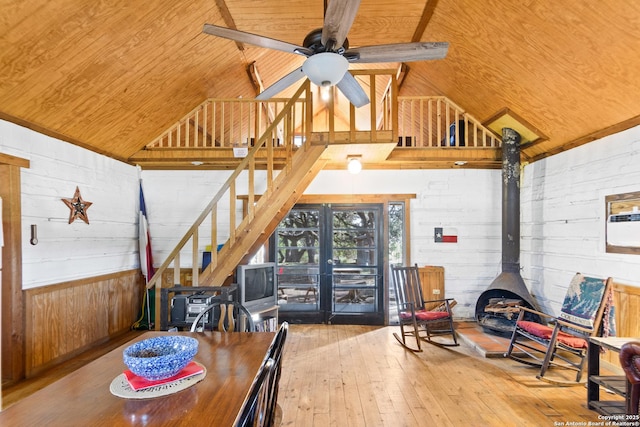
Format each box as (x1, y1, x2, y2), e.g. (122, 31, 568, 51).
(434, 227, 458, 243)
(139, 181, 155, 283)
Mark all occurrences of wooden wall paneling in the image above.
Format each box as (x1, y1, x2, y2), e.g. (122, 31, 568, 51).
(108, 274, 142, 335)
(23, 270, 143, 377)
(601, 282, 640, 367)
(418, 266, 445, 310)
(109, 278, 123, 336)
(616, 283, 640, 337)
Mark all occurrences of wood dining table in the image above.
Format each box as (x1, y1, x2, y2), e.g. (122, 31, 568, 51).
(0, 331, 275, 426)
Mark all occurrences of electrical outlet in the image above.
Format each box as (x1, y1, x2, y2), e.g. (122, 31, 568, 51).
(433, 289, 441, 295)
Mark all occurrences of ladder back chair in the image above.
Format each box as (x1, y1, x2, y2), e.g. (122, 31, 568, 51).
(264, 322, 288, 427)
(190, 301, 256, 332)
(391, 264, 458, 351)
(234, 357, 275, 427)
(504, 273, 614, 385)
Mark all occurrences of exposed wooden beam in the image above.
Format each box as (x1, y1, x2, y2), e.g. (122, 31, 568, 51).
(215, 0, 244, 51)
(412, 0, 439, 42)
(246, 61, 264, 95)
(396, 63, 409, 88)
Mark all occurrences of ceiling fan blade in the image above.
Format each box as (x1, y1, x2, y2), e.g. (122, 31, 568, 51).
(256, 67, 306, 100)
(203, 24, 311, 56)
(347, 42, 449, 63)
(321, 0, 361, 50)
(336, 72, 370, 108)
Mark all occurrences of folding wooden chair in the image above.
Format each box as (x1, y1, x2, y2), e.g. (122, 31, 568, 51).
(504, 273, 614, 385)
(391, 264, 458, 352)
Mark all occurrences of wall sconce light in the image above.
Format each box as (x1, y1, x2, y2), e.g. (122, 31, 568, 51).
(30, 224, 38, 245)
(347, 155, 362, 174)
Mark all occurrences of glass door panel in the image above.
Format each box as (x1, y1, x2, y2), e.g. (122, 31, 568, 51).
(275, 207, 321, 314)
(327, 206, 384, 324)
(275, 204, 384, 325)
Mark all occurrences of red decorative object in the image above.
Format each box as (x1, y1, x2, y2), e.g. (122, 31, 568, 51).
(62, 186, 92, 224)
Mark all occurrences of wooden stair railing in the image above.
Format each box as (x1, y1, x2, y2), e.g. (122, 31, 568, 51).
(145, 81, 328, 329)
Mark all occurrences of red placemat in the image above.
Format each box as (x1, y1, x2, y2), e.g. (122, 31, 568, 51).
(123, 361, 204, 391)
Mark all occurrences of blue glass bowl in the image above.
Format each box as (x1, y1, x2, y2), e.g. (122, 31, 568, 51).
(123, 336, 199, 381)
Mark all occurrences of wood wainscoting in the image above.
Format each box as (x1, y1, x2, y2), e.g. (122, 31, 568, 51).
(22, 269, 144, 377)
(418, 266, 445, 310)
(602, 281, 640, 367)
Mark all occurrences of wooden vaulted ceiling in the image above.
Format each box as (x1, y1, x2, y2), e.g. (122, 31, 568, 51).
(2, 0, 640, 169)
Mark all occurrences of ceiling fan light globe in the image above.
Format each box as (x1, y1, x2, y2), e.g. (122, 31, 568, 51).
(302, 52, 349, 87)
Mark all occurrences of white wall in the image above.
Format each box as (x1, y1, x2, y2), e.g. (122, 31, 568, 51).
(520, 125, 640, 315)
(140, 169, 269, 268)
(4, 116, 638, 318)
(306, 169, 502, 318)
(141, 168, 503, 319)
(0, 120, 140, 289)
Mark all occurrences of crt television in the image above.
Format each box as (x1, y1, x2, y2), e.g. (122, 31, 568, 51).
(236, 262, 277, 311)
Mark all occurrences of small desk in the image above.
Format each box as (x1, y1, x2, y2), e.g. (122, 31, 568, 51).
(0, 331, 274, 426)
(588, 336, 639, 415)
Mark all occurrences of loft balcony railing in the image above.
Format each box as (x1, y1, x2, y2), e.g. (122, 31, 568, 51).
(138, 70, 500, 169)
(143, 69, 400, 156)
(394, 96, 501, 148)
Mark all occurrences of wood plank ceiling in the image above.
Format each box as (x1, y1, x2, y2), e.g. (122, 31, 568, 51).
(1, 0, 640, 169)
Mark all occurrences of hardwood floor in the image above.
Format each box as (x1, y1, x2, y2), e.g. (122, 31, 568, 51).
(2, 324, 621, 426)
(277, 324, 620, 427)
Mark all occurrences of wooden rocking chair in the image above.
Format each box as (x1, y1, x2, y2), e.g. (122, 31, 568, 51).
(391, 264, 458, 352)
(504, 273, 614, 385)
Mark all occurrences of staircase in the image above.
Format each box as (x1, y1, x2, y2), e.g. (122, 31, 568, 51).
(145, 81, 329, 328)
(141, 69, 502, 329)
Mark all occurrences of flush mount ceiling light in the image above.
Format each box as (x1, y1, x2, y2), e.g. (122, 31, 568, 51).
(347, 155, 362, 174)
(302, 52, 349, 87)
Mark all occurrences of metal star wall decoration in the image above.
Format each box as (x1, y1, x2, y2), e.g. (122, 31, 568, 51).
(62, 186, 92, 224)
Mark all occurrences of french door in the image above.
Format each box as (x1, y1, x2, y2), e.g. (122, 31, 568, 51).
(274, 204, 384, 325)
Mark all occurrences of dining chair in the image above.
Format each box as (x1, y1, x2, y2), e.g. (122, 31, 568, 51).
(264, 322, 289, 427)
(234, 357, 275, 427)
(504, 273, 614, 384)
(189, 301, 256, 332)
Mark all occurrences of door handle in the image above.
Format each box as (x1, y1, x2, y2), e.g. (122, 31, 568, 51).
(327, 259, 333, 265)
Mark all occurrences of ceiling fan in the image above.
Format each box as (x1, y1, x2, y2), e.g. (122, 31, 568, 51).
(203, 0, 448, 108)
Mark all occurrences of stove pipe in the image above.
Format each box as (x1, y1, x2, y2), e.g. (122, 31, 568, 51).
(501, 127, 521, 275)
(475, 128, 541, 331)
